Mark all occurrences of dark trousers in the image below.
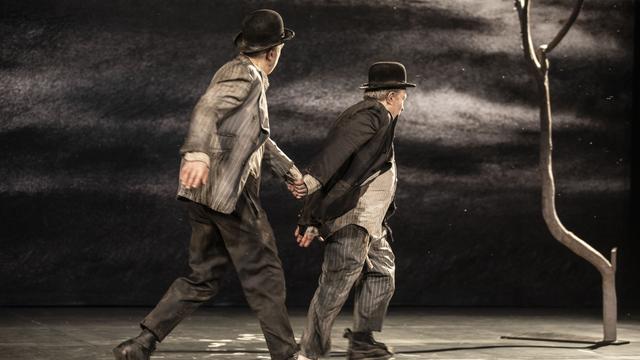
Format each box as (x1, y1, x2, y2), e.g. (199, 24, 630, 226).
(140, 176, 297, 360)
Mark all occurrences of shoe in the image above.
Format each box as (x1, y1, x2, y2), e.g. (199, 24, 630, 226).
(343, 328, 394, 360)
(296, 353, 317, 360)
(112, 329, 157, 360)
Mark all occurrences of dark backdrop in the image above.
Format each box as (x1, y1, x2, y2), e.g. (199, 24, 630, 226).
(1, 0, 636, 307)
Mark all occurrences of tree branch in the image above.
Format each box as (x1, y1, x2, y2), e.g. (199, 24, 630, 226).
(544, 0, 585, 54)
(515, 0, 542, 71)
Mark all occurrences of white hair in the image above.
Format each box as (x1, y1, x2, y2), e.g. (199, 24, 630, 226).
(363, 88, 402, 101)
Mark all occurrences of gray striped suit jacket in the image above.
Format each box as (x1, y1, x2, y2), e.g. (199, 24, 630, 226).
(177, 55, 295, 214)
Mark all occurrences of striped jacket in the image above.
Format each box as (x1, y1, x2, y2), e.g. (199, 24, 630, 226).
(177, 55, 295, 214)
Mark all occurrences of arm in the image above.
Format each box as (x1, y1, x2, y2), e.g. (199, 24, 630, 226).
(294, 110, 382, 238)
(305, 110, 380, 186)
(292, 110, 380, 201)
(180, 64, 253, 157)
(263, 138, 310, 199)
(263, 138, 296, 180)
(289, 109, 379, 199)
(179, 64, 253, 189)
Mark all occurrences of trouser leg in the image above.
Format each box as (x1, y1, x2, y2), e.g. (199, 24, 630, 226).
(300, 225, 369, 358)
(140, 201, 230, 341)
(353, 231, 396, 332)
(214, 180, 297, 360)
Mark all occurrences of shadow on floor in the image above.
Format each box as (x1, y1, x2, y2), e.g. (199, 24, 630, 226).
(157, 340, 628, 357)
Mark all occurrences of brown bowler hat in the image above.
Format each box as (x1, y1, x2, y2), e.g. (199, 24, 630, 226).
(234, 9, 295, 54)
(360, 62, 417, 90)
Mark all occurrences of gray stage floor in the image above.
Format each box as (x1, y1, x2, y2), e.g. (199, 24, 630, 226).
(0, 307, 638, 360)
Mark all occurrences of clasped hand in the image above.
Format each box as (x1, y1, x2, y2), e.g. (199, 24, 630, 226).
(295, 225, 323, 247)
(287, 178, 307, 199)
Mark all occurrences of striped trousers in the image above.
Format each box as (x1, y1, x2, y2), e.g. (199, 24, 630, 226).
(300, 225, 396, 358)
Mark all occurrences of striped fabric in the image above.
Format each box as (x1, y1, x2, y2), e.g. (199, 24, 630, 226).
(177, 55, 295, 214)
(300, 225, 395, 358)
(326, 158, 397, 238)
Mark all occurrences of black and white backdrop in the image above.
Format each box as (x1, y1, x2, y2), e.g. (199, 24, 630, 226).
(0, 0, 636, 307)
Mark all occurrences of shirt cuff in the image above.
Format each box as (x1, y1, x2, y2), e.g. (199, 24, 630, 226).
(184, 152, 210, 167)
(303, 174, 322, 195)
(288, 165, 302, 179)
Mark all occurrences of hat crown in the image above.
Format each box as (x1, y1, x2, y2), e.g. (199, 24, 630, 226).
(234, 9, 294, 53)
(368, 62, 408, 85)
(241, 9, 285, 47)
(360, 61, 416, 90)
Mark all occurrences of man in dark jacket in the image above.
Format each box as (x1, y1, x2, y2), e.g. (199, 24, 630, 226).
(113, 9, 301, 360)
(291, 62, 415, 360)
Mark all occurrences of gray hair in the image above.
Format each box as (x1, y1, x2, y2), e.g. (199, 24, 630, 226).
(363, 89, 402, 101)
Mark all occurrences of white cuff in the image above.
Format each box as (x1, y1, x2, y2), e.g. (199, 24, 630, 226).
(288, 165, 302, 180)
(303, 174, 322, 195)
(184, 152, 210, 167)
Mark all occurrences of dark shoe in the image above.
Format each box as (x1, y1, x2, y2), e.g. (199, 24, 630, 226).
(344, 328, 394, 360)
(113, 329, 157, 360)
(296, 352, 318, 360)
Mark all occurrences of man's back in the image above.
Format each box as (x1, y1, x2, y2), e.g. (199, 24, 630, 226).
(300, 99, 396, 225)
(177, 55, 269, 214)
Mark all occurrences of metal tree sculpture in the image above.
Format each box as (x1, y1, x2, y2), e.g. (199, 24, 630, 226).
(514, 0, 621, 343)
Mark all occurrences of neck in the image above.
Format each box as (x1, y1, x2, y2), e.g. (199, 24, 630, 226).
(246, 55, 270, 75)
(378, 101, 394, 119)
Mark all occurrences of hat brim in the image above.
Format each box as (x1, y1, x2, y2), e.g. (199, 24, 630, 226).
(359, 82, 417, 90)
(234, 28, 295, 54)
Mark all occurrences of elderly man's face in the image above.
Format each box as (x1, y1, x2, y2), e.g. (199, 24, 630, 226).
(387, 89, 407, 119)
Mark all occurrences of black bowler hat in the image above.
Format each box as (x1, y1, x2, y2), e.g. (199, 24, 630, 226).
(234, 9, 295, 54)
(360, 62, 416, 90)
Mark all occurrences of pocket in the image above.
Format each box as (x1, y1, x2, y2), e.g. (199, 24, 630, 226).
(210, 132, 236, 152)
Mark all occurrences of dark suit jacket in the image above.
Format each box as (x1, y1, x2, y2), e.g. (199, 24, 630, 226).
(298, 99, 397, 229)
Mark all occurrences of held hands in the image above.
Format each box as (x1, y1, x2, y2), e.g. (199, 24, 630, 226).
(287, 178, 308, 199)
(295, 225, 324, 248)
(180, 161, 209, 189)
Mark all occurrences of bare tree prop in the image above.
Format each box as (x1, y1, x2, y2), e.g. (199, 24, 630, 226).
(512, 0, 625, 344)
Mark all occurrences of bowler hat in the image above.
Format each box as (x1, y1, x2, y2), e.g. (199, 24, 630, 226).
(234, 9, 295, 54)
(360, 62, 416, 90)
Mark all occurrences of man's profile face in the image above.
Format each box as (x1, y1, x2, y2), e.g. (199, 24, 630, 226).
(388, 89, 407, 118)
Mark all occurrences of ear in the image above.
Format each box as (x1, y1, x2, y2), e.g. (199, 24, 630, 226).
(266, 47, 277, 62)
(386, 91, 396, 104)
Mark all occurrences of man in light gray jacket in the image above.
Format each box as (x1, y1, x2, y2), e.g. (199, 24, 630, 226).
(113, 9, 301, 360)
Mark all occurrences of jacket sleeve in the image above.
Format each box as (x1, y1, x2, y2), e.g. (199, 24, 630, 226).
(305, 110, 380, 186)
(263, 138, 296, 180)
(180, 64, 254, 157)
(297, 110, 382, 227)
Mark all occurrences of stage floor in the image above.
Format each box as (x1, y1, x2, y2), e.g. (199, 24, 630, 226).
(0, 307, 638, 359)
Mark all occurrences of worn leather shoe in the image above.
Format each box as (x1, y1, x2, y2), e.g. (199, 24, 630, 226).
(344, 328, 394, 360)
(113, 329, 157, 360)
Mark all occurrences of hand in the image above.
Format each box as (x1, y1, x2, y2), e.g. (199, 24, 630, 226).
(295, 225, 323, 248)
(180, 161, 209, 189)
(287, 178, 308, 199)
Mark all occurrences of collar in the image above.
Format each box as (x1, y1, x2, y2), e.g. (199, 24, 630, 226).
(369, 99, 393, 120)
(238, 54, 270, 90)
